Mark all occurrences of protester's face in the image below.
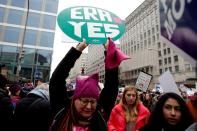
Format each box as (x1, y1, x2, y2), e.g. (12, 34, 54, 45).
(125, 90, 137, 105)
(163, 98, 181, 125)
(74, 97, 97, 118)
(145, 93, 150, 100)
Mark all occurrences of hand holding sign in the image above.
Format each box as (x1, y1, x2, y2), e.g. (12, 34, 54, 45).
(76, 39, 88, 52)
(58, 6, 125, 44)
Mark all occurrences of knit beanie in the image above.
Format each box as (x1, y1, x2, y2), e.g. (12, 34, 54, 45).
(72, 73, 99, 100)
(9, 84, 21, 95)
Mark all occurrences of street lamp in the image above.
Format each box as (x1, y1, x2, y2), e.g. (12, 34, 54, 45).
(16, 0, 29, 81)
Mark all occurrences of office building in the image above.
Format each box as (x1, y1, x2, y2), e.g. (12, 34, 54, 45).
(86, 0, 196, 88)
(119, 0, 196, 88)
(0, 0, 59, 82)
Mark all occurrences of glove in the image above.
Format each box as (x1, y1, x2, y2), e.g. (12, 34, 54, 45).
(105, 39, 130, 69)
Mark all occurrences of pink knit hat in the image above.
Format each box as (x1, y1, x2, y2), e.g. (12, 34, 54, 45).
(105, 39, 130, 69)
(72, 73, 100, 100)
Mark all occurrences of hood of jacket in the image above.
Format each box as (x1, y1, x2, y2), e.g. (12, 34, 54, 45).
(28, 88, 49, 101)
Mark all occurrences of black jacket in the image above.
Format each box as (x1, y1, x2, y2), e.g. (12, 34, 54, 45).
(13, 90, 51, 131)
(0, 88, 13, 131)
(49, 47, 119, 131)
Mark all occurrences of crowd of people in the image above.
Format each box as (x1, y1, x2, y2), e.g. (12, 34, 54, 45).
(0, 38, 197, 131)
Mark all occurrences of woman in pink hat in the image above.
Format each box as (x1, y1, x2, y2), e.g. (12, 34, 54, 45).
(49, 38, 129, 131)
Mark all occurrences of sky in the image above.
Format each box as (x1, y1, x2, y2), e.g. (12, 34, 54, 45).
(51, 0, 145, 75)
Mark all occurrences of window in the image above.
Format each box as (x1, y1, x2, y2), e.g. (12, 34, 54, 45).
(156, 25, 159, 31)
(159, 59, 162, 65)
(24, 29, 37, 45)
(148, 30, 151, 36)
(157, 33, 159, 40)
(7, 9, 23, 25)
(185, 64, 191, 71)
(0, 26, 2, 37)
(164, 49, 166, 55)
(4, 27, 21, 43)
(42, 15, 56, 29)
(168, 57, 171, 64)
(152, 27, 155, 34)
(158, 42, 161, 48)
(174, 55, 179, 62)
(11, 0, 25, 8)
(169, 67, 172, 72)
(148, 37, 151, 45)
(175, 65, 179, 72)
(167, 48, 170, 54)
(27, 12, 40, 27)
(158, 51, 162, 56)
(36, 49, 52, 66)
(0, 0, 8, 4)
(22, 48, 35, 65)
(164, 58, 167, 64)
(134, 46, 136, 51)
(159, 69, 162, 74)
(0, 7, 5, 22)
(0, 45, 18, 64)
(144, 40, 147, 47)
(44, 0, 58, 13)
(29, 0, 42, 11)
(39, 31, 54, 47)
(152, 36, 155, 43)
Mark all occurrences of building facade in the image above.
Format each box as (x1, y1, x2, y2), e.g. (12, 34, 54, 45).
(86, 44, 106, 83)
(69, 53, 88, 82)
(0, 0, 59, 82)
(85, 0, 196, 88)
(119, 0, 196, 88)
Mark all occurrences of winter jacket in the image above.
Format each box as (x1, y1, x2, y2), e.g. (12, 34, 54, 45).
(13, 88, 51, 131)
(185, 123, 197, 131)
(49, 47, 119, 131)
(0, 88, 13, 131)
(108, 102, 150, 131)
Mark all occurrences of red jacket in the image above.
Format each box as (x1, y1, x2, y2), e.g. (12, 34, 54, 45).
(108, 102, 150, 131)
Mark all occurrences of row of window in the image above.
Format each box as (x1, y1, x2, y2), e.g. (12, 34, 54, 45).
(158, 55, 178, 65)
(0, 44, 52, 67)
(159, 65, 179, 74)
(0, 26, 54, 48)
(0, 0, 58, 13)
(0, 7, 56, 30)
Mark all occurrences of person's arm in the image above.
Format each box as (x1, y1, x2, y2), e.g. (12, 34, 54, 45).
(99, 68, 119, 120)
(49, 40, 87, 116)
(99, 38, 129, 121)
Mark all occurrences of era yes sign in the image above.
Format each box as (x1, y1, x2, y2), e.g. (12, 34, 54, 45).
(57, 6, 125, 44)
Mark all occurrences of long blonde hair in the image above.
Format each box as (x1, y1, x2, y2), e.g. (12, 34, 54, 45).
(120, 86, 139, 123)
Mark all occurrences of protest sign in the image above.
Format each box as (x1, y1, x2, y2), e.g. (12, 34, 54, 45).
(159, 0, 197, 61)
(57, 6, 125, 44)
(135, 71, 152, 92)
(159, 70, 181, 96)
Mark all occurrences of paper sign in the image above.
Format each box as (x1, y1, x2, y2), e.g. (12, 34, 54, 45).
(159, 70, 181, 96)
(135, 71, 152, 92)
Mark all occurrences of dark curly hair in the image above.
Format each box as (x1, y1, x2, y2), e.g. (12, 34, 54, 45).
(140, 92, 193, 131)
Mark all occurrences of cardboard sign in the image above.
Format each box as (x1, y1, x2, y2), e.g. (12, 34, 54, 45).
(159, 0, 197, 60)
(135, 71, 152, 92)
(57, 6, 125, 44)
